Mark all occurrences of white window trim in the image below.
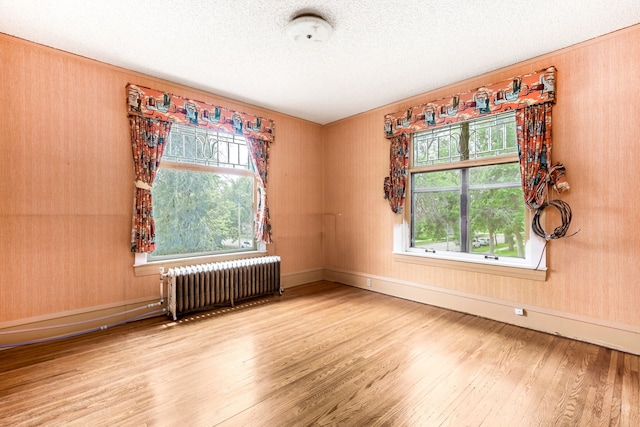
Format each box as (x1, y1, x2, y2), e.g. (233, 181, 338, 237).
(134, 125, 263, 271)
(393, 216, 547, 281)
(395, 112, 547, 281)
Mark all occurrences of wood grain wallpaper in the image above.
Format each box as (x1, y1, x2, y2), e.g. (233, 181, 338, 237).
(0, 34, 323, 322)
(1, 24, 639, 332)
(322, 24, 640, 327)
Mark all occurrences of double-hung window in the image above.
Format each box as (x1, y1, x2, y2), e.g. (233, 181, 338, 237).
(397, 111, 547, 275)
(149, 123, 256, 261)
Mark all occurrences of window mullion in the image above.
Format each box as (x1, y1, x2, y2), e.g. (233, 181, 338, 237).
(460, 122, 470, 161)
(460, 168, 469, 252)
(411, 174, 416, 248)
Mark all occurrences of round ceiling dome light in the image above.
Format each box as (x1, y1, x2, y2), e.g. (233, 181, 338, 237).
(286, 14, 332, 43)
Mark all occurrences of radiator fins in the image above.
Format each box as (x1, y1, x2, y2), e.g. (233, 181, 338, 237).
(166, 256, 281, 320)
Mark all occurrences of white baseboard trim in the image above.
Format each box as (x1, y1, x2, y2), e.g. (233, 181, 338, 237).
(281, 268, 324, 289)
(8, 268, 635, 355)
(323, 268, 640, 356)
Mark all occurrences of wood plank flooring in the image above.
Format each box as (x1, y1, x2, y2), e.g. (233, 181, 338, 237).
(1, 281, 638, 426)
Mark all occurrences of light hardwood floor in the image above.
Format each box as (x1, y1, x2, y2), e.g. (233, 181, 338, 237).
(1, 281, 638, 426)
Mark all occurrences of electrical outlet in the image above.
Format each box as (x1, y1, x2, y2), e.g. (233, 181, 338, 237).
(366, 278, 372, 287)
(514, 308, 525, 316)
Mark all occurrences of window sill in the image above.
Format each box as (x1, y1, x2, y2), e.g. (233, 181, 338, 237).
(134, 250, 268, 277)
(393, 252, 547, 281)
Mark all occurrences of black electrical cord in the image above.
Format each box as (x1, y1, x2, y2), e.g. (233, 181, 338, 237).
(532, 199, 574, 240)
(532, 199, 580, 269)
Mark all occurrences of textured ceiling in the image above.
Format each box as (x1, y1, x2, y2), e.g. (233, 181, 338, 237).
(1, 1, 639, 124)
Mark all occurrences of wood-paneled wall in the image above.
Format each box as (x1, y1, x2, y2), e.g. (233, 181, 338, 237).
(0, 34, 323, 324)
(323, 24, 640, 328)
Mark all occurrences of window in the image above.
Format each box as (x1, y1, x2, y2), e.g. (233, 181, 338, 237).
(149, 123, 256, 260)
(397, 111, 546, 274)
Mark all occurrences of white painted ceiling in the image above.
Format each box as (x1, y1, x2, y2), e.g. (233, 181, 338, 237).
(1, 1, 639, 124)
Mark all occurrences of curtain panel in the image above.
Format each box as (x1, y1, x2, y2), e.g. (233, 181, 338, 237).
(129, 116, 172, 253)
(126, 84, 276, 253)
(246, 136, 273, 244)
(383, 134, 410, 214)
(516, 103, 569, 209)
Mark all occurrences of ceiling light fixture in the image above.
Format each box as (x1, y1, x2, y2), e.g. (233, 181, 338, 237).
(286, 14, 332, 43)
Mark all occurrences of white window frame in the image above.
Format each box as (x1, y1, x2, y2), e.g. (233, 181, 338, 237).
(393, 113, 547, 281)
(133, 125, 267, 271)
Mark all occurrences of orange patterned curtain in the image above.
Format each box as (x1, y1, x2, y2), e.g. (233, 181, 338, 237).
(126, 84, 274, 143)
(383, 67, 561, 213)
(126, 84, 276, 251)
(383, 134, 410, 214)
(246, 136, 273, 244)
(516, 103, 569, 209)
(383, 67, 556, 138)
(129, 116, 172, 253)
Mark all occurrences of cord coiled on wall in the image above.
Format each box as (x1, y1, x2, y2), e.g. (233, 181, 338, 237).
(532, 199, 576, 240)
(532, 199, 580, 270)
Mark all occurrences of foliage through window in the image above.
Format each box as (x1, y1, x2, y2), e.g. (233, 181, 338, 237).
(410, 112, 527, 260)
(150, 124, 255, 259)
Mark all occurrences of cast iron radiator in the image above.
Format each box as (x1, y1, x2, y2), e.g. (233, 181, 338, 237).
(165, 256, 282, 320)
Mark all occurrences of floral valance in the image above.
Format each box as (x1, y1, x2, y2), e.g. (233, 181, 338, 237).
(126, 84, 275, 143)
(384, 66, 556, 138)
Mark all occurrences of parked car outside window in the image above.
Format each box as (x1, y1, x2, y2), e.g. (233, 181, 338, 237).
(477, 237, 490, 246)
